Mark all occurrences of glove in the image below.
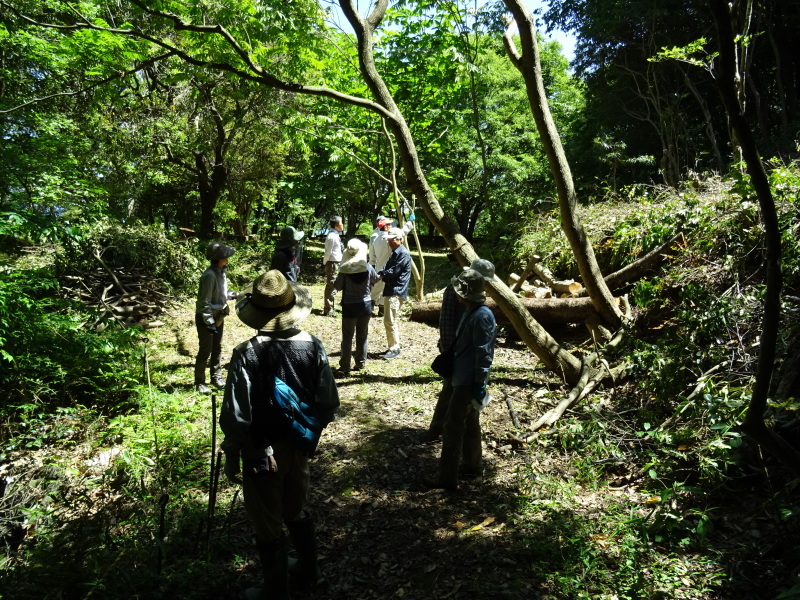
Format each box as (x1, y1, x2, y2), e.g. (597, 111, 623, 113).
(206, 324, 219, 334)
(408, 213, 416, 221)
(473, 384, 487, 401)
(223, 454, 242, 484)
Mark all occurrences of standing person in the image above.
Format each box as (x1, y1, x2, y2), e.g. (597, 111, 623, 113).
(334, 239, 379, 376)
(322, 216, 344, 316)
(271, 226, 305, 282)
(194, 241, 238, 395)
(425, 268, 496, 491)
(421, 258, 499, 442)
(378, 227, 412, 360)
(369, 215, 415, 316)
(220, 269, 339, 599)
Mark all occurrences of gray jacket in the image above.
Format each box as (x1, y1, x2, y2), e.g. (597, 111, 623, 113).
(195, 264, 229, 327)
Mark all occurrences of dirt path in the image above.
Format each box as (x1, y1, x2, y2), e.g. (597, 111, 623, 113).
(169, 280, 557, 599)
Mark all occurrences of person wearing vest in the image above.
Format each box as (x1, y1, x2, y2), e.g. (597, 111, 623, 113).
(220, 270, 340, 599)
(424, 268, 496, 491)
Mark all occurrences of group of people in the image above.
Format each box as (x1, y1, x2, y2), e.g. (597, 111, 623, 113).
(191, 224, 498, 599)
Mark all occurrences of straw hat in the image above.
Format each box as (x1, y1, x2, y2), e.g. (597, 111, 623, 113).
(236, 270, 312, 330)
(338, 239, 368, 274)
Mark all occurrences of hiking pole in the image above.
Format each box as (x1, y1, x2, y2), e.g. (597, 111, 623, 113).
(207, 392, 218, 554)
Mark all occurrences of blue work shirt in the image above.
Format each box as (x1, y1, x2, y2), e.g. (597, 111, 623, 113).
(380, 244, 412, 300)
(451, 303, 496, 388)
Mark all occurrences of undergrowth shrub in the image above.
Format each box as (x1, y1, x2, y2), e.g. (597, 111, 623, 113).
(0, 266, 142, 449)
(55, 222, 203, 290)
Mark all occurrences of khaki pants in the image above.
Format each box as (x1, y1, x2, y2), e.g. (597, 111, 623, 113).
(242, 441, 310, 542)
(383, 295, 404, 351)
(323, 261, 339, 315)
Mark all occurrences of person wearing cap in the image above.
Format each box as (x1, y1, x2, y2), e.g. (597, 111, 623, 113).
(219, 269, 339, 599)
(322, 216, 344, 316)
(271, 226, 305, 282)
(369, 215, 414, 316)
(425, 268, 496, 491)
(334, 239, 379, 376)
(421, 258, 499, 443)
(194, 241, 238, 395)
(377, 227, 413, 360)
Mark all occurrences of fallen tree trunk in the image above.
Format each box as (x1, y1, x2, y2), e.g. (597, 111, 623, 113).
(410, 296, 619, 325)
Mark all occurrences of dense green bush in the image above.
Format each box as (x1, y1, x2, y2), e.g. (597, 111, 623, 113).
(54, 221, 203, 290)
(0, 266, 142, 448)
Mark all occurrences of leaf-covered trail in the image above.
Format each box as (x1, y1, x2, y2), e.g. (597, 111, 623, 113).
(168, 280, 552, 599)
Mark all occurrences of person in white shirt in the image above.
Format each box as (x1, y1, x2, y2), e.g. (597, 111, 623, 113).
(322, 216, 344, 316)
(369, 215, 414, 314)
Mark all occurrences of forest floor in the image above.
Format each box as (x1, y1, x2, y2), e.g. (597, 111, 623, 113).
(4, 257, 796, 600)
(140, 276, 765, 600)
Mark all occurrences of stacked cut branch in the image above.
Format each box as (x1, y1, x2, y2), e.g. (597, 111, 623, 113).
(60, 265, 173, 331)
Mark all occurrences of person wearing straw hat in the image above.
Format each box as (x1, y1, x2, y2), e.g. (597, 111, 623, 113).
(421, 258, 499, 443)
(219, 270, 339, 599)
(270, 226, 305, 282)
(424, 268, 496, 491)
(334, 238, 379, 376)
(194, 241, 238, 395)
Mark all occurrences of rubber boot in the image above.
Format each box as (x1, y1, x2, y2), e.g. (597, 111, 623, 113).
(286, 512, 321, 590)
(244, 537, 291, 600)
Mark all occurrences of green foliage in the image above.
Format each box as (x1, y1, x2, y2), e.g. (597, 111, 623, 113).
(0, 266, 142, 448)
(55, 221, 202, 290)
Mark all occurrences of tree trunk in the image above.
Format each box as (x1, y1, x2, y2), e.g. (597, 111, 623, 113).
(710, 0, 800, 476)
(339, 0, 582, 383)
(411, 296, 611, 326)
(501, 0, 624, 331)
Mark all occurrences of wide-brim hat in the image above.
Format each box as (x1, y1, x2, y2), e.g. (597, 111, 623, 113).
(206, 241, 236, 261)
(236, 270, 312, 330)
(465, 258, 499, 282)
(452, 268, 486, 303)
(339, 238, 368, 274)
(276, 226, 305, 249)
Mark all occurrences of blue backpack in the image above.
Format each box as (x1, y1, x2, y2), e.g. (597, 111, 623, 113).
(270, 375, 321, 455)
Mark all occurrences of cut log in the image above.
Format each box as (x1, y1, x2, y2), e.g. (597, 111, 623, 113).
(410, 296, 619, 325)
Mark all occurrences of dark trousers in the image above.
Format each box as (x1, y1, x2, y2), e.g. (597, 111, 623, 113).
(194, 314, 223, 384)
(439, 385, 482, 487)
(429, 377, 453, 434)
(340, 314, 370, 371)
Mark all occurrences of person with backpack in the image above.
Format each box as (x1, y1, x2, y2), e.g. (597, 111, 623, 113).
(219, 269, 340, 599)
(270, 226, 304, 282)
(424, 268, 496, 491)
